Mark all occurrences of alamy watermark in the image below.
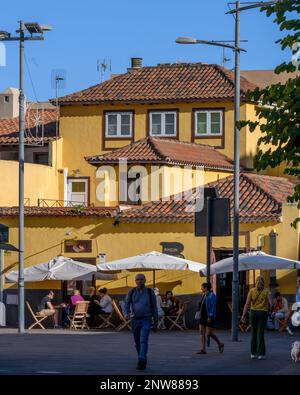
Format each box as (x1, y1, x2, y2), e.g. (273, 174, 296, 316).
(95, 160, 205, 213)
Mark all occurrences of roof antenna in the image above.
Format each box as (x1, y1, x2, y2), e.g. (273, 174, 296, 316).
(222, 47, 231, 68)
(97, 59, 111, 82)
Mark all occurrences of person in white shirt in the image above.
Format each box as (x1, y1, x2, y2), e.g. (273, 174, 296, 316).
(95, 287, 112, 314)
(154, 288, 166, 329)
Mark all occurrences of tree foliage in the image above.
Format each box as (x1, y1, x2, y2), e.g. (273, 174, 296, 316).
(238, 0, 300, 227)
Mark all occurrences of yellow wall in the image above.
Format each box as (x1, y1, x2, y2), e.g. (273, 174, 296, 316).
(2, 203, 298, 296)
(0, 139, 63, 206)
(60, 102, 244, 205)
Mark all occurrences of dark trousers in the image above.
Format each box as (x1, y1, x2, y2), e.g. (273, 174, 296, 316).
(250, 310, 268, 356)
(131, 318, 152, 363)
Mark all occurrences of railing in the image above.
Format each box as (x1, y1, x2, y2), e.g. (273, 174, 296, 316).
(37, 199, 92, 208)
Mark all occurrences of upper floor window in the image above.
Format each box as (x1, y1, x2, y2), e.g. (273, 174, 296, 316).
(105, 111, 133, 138)
(194, 110, 223, 136)
(149, 111, 177, 137)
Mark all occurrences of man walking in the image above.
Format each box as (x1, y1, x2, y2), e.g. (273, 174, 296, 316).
(125, 274, 158, 371)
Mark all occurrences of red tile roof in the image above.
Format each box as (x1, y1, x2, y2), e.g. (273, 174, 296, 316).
(0, 206, 118, 218)
(117, 173, 297, 224)
(0, 109, 58, 145)
(86, 137, 234, 171)
(54, 63, 257, 105)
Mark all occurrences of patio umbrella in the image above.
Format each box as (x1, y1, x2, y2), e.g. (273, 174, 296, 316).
(97, 251, 206, 287)
(200, 251, 300, 276)
(5, 255, 117, 282)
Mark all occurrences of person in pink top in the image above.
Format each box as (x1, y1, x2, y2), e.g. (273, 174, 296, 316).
(70, 289, 84, 310)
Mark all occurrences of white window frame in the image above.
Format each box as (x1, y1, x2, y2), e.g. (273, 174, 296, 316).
(149, 111, 177, 137)
(105, 111, 133, 138)
(67, 178, 89, 206)
(194, 110, 223, 137)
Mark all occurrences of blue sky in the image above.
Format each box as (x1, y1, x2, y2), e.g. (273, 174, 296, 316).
(1, 0, 292, 101)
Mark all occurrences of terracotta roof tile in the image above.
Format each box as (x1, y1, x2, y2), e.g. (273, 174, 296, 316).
(0, 206, 118, 218)
(0, 109, 58, 145)
(117, 173, 297, 224)
(86, 137, 234, 171)
(54, 63, 257, 105)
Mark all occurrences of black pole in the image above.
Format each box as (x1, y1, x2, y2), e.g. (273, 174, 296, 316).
(206, 196, 212, 348)
(206, 197, 212, 283)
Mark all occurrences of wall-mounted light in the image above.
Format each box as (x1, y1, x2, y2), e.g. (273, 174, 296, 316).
(98, 253, 106, 265)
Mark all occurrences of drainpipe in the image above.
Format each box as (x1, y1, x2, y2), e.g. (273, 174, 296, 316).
(63, 168, 68, 206)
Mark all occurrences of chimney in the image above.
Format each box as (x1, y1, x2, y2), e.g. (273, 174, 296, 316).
(0, 87, 19, 118)
(127, 57, 143, 72)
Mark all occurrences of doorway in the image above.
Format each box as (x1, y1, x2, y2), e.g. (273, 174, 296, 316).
(214, 248, 249, 328)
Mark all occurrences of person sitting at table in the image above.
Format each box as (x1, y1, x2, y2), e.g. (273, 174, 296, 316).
(162, 290, 179, 316)
(86, 286, 100, 327)
(37, 290, 60, 328)
(154, 288, 166, 329)
(62, 289, 84, 328)
(94, 287, 113, 314)
(271, 291, 289, 331)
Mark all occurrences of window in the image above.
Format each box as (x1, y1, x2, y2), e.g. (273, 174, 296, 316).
(67, 178, 89, 205)
(194, 110, 223, 136)
(149, 111, 177, 137)
(105, 112, 133, 138)
(4, 96, 9, 103)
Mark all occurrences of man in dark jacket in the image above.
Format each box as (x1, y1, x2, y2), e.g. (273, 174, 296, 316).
(125, 273, 158, 370)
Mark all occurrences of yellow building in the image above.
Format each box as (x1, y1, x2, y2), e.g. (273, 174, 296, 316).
(0, 62, 299, 327)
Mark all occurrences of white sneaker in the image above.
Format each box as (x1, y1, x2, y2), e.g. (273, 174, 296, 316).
(250, 354, 257, 359)
(258, 355, 266, 360)
(286, 327, 294, 336)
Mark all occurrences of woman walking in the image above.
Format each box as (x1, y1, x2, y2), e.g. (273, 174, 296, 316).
(241, 276, 272, 360)
(197, 282, 224, 354)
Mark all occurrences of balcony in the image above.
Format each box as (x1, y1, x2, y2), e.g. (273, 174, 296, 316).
(37, 199, 93, 208)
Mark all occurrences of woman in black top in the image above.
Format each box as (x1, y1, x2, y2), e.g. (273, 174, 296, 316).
(86, 286, 99, 327)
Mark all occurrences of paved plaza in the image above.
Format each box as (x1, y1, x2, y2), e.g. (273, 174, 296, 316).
(0, 329, 299, 375)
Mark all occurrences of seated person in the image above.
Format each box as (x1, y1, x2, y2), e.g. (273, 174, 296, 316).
(271, 291, 288, 330)
(154, 288, 166, 329)
(86, 286, 100, 326)
(162, 290, 179, 316)
(94, 287, 113, 314)
(37, 290, 59, 328)
(62, 289, 84, 327)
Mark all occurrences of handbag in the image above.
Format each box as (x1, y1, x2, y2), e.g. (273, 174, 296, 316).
(194, 311, 201, 320)
(195, 295, 206, 320)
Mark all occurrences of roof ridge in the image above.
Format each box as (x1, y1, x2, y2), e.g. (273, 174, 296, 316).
(147, 137, 170, 161)
(241, 173, 283, 206)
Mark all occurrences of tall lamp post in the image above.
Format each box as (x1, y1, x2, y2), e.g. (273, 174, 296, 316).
(176, 0, 280, 341)
(0, 21, 52, 333)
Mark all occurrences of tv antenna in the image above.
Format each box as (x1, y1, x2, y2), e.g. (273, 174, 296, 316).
(222, 47, 231, 67)
(97, 58, 111, 82)
(51, 69, 66, 139)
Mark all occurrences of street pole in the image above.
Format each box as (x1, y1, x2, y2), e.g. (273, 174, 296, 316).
(232, 1, 241, 341)
(206, 196, 212, 283)
(0, 249, 4, 303)
(18, 20, 25, 333)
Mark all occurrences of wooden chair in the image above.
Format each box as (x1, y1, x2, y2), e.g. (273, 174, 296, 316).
(68, 301, 90, 330)
(227, 302, 251, 333)
(112, 300, 131, 331)
(26, 301, 48, 330)
(96, 309, 116, 330)
(274, 302, 293, 333)
(165, 301, 189, 331)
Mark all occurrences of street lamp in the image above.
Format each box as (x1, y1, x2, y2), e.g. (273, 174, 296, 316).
(176, 0, 280, 341)
(0, 21, 52, 333)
